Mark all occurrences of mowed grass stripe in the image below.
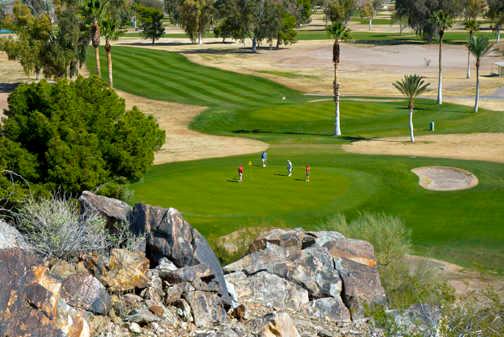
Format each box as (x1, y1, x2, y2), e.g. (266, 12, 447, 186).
(111, 52, 265, 105)
(101, 47, 301, 106)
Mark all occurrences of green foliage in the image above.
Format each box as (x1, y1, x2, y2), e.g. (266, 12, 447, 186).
(468, 35, 493, 59)
(323, 213, 455, 309)
(136, 5, 165, 44)
(430, 10, 454, 39)
(325, 0, 357, 24)
(177, 0, 215, 43)
(278, 13, 298, 47)
(1, 76, 165, 195)
(393, 74, 430, 108)
(324, 213, 411, 268)
(395, 0, 463, 41)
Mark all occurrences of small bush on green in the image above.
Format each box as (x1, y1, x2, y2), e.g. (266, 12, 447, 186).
(323, 212, 454, 309)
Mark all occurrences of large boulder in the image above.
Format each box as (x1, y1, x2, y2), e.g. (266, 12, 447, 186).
(61, 272, 111, 315)
(130, 204, 231, 304)
(184, 290, 228, 328)
(0, 219, 30, 249)
(79, 191, 132, 225)
(0, 248, 90, 337)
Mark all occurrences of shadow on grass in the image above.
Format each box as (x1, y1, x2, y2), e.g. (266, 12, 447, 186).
(0, 83, 19, 93)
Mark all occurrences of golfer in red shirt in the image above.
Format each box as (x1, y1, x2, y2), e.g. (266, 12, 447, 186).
(305, 164, 311, 183)
(238, 165, 244, 182)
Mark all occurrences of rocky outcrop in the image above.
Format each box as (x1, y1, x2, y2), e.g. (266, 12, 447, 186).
(61, 272, 111, 315)
(0, 248, 90, 337)
(81, 192, 231, 306)
(225, 228, 386, 319)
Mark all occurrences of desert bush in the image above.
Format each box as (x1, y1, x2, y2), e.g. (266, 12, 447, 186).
(323, 212, 454, 309)
(324, 212, 411, 267)
(439, 289, 504, 337)
(12, 195, 110, 259)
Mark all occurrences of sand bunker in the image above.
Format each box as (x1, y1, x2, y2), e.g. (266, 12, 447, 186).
(412, 166, 479, 191)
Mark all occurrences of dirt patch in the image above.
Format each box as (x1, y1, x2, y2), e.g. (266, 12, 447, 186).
(406, 255, 504, 297)
(342, 133, 504, 164)
(118, 91, 267, 164)
(411, 166, 478, 191)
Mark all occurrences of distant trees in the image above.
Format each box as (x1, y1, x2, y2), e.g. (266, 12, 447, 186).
(393, 74, 430, 143)
(0, 77, 165, 195)
(1, 1, 90, 79)
(395, 0, 463, 41)
(178, 0, 215, 45)
(360, 0, 383, 31)
(468, 36, 493, 112)
(137, 5, 165, 44)
(487, 0, 504, 42)
(208, 0, 306, 50)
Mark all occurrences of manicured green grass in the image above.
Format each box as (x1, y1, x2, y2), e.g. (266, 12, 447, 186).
(87, 46, 504, 273)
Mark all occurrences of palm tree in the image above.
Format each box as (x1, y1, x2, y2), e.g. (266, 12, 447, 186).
(328, 22, 351, 136)
(430, 10, 453, 105)
(463, 19, 480, 79)
(84, 0, 110, 77)
(393, 75, 431, 143)
(101, 17, 121, 87)
(468, 35, 493, 112)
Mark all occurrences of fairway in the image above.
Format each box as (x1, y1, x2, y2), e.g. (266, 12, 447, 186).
(88, 46, 504, 273)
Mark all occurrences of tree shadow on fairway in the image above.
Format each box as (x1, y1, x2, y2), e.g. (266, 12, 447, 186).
(274, 173, 289, 177)
(226, 178, 240, 183)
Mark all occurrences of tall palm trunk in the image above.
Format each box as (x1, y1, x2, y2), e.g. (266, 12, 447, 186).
(105, 39, 113, 87)
(474, 58, 480, 112)
(92, 19, 101, 76)
(437, 32, 443, 105)
(408, 102, 415, 143)
(252, 36, 257, 53)
(333, 39, 341, 136)
(369, 18, 372, 31)
(466, 32, 472, 79)
(497, 27, 501, 42)
(198, 31, 203, 45)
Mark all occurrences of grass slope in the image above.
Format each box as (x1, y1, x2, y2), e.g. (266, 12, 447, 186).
(87, 46, 504, 273)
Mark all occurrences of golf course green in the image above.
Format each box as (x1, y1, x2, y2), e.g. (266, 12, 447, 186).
(88, 46, 504, 273)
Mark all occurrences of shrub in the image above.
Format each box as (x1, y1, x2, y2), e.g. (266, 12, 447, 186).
(323, 212, 454, 309)
(12, 195, 110, 259)
(0, 76, 165, 195)
(439, 289, 504, 336)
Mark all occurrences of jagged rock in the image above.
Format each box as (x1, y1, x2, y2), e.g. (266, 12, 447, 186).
(309, 231, 345, 247)
(174, 298, 193, 322)
(305, 298, 351, 322)
(129, 322, 142, 334)
(156, 257, 178, 278)
(225, 271, 309, 310)
(322, 236, 378, 268)
(161, 263, 213, 284)
(259, 312, 301, 337)
(334, 257, 386, 317)
(79, 191, 132, 225)
(0, 219, 30, 249)
(101, 248, 150, 292)
(184, 290, 227, 328)
(126, 309, 161, 324)
(249, 228, 316, 253)
(142, 269, 165, 303)
(61, 272, 111, 315)
(130, 204, 231, 304)
(0, 248, 89, 337)
(225, 245, 342, 300)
